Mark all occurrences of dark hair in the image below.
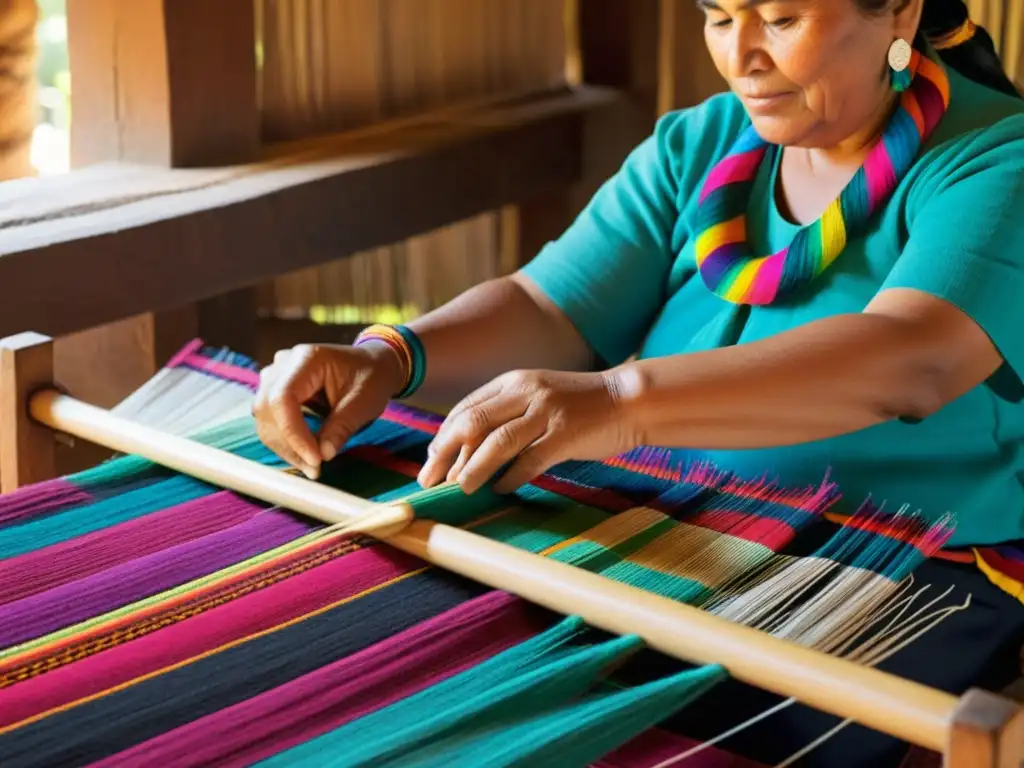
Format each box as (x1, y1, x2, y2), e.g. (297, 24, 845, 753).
(856, 0, 1022, 98)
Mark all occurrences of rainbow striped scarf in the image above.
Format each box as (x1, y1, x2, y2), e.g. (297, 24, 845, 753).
(694, 48, 951, 304)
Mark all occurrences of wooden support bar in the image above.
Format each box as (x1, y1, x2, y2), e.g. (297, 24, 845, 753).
(946, 688, 1024, 767)
(0, 333, 56, 492)
(54, 306, 200, 410)
(0, 86, 620, 340)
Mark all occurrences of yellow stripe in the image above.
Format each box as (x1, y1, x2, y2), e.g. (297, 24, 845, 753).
(819, 198, 846, 269)
(0, 505, 526, 732)
(928, 20, 975, 52)
(721, 258, 762, 302)
(623, 522, 774, 591)
(974, 549, 1024, 602)
(0, 568, 430, 735)
(695, 216, 745, 266)
(539, 507, 665, 557)
(0, 524, 349, 666)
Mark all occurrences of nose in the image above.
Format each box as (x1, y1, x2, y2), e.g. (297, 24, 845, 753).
(725, 20, 771, 80)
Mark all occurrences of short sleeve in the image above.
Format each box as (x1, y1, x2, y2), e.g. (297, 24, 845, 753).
(518, 113, 683, 367)
(882, 114, 1024, 397)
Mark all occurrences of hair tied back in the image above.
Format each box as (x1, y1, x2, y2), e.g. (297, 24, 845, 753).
(928, 18, 977, 51)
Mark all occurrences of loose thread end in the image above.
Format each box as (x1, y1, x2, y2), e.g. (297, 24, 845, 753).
(343, 503, 416, 538)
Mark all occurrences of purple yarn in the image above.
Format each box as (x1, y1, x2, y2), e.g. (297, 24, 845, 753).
(0, 479, 93, 528)
(0, 509, 312, 649)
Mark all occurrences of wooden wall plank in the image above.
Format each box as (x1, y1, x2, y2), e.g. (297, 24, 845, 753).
(0, 0, 39, 181)
(256, 0, 570, 324)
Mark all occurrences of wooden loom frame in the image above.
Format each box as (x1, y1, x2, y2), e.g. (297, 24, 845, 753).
(0, 0, 1022, 764)
(1, 334, 1023, 767)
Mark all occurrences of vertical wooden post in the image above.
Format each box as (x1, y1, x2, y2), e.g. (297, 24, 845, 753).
(0, 333, 56, 492)
(657, 0, 726, 114)
(945, 688, 1024, 767)
(67, 0, 260, 168)
(514, 0, 663, 269)
(60, 0, 262, 418)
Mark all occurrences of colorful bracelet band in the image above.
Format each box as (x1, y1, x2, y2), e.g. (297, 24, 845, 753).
(354, 323, 427, 400)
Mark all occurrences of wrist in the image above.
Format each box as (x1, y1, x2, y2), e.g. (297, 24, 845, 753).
(603, 362, 650, 450)
(359, 339, 408, 397)
(353, 323, 427, 399)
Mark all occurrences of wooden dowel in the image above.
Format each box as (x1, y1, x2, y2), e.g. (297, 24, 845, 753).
(28, 388, 960, 751)
(29, 390, 412, 532)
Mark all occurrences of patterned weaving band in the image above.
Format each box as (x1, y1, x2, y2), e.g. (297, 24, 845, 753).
(0, 341, 1021, 768)
(694, 48, 951, 305)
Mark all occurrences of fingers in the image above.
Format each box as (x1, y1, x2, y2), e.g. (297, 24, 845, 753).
(252, 346, 328, 479)
(455, 415, 547, 494)
(268, 390, 321, 475)
(253, 383, 315, 477)
(317, 385, 378, 462)
(418, 391, 524, 488)
(492, 437, 559, 494)
(442, 376, 504, 423)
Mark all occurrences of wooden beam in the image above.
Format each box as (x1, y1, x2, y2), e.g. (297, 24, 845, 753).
(577, 0, 661, 147)
(0, 86, 621, 340)
(54, 307, 199, 410)
(0, 333, 56, 492)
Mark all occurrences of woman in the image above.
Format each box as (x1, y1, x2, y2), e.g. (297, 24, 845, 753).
(255, 0, 1024, 551)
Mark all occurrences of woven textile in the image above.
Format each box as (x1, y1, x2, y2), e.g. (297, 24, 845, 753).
(0, 341, 1021, 768)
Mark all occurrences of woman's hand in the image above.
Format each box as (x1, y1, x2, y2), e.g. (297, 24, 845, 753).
(253, 342, 405, 479)
(418, 369, 639, 495)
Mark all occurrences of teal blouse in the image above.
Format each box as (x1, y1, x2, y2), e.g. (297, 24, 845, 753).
(520, 68, 1024, 548)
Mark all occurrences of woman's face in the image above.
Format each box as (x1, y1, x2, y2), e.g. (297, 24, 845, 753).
(700, 0, 924, 149)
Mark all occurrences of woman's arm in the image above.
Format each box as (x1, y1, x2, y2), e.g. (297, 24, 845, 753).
(416, 288, 1005, 494)
(401, 273, 595, 404)
(252, 272, 595, 478)
(256, 114, 682, 476)
(611, 289, 1004, 450)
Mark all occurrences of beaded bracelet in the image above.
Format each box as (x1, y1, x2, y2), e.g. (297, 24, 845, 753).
(353, 323, 427, 400)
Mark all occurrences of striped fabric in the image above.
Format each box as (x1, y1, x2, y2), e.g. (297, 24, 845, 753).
(0, 341, 1019, 768)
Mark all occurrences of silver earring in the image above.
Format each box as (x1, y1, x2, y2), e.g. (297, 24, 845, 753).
(888, 38, 913, 92)
(888, 38, 912, 72)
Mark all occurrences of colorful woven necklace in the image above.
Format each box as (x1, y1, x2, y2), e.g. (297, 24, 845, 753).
(694, 49, 951, 305)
